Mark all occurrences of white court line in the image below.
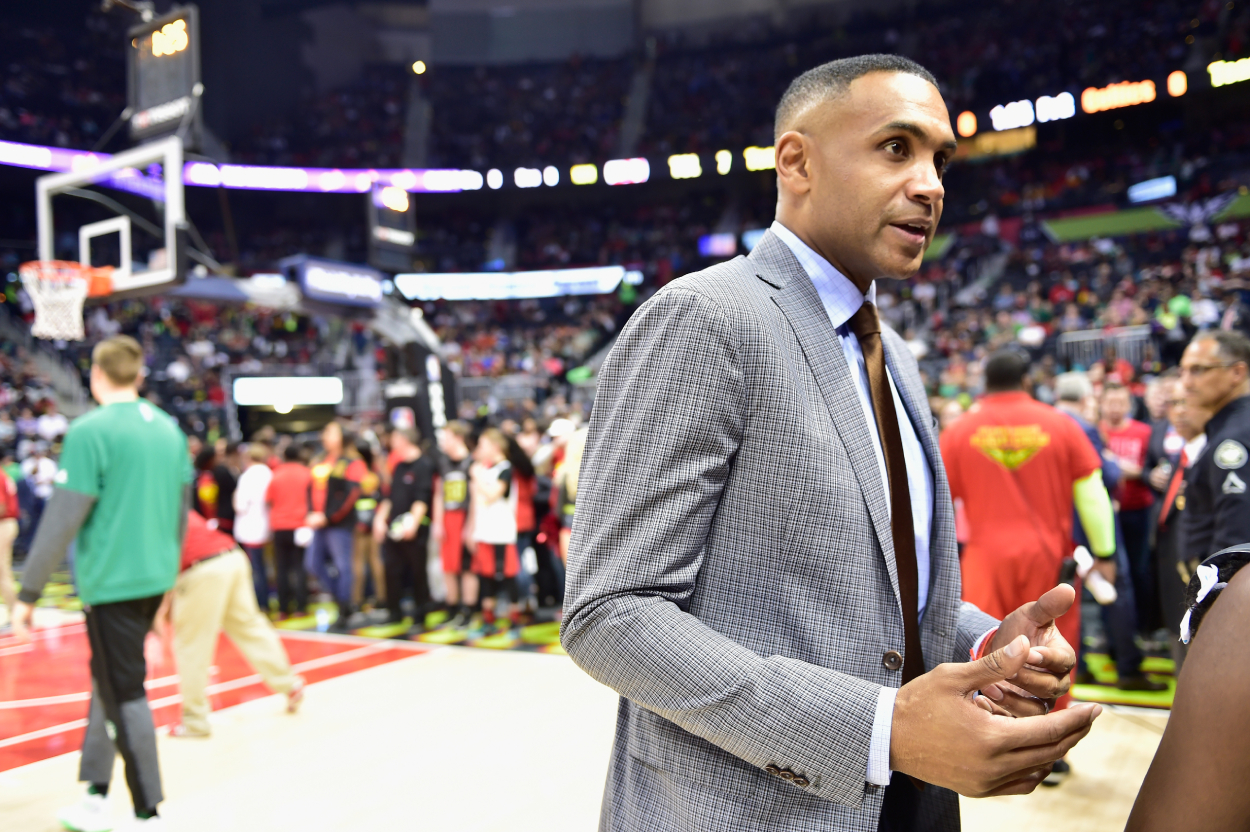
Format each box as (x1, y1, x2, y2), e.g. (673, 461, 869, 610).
(0, 641, 402, 748)
(0, 672, 193, 710)
(0, 623, 86, 647)
(0, 718, 89, 750)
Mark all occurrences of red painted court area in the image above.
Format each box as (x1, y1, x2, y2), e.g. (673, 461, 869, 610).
(0, 623, 427, 772)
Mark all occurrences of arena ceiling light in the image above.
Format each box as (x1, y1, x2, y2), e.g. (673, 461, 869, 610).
(1081, 80, 1156, 113)
(570, 163, 598, 185)
(956, 111, 977, 137)
(742, 146, 775, 172)
(667, 153, 702, 179)
(1127, 175, 1177, 203)
(698, 233, 737, 257)
(487, 168, 503, 189)
(542, 165, 559, 186)
(514, 167, 542, 188)
(1035, 92, 1075, 123)
(1168, 70, 1188, 96)
(232, 376, 344, 408)
(715, 150, 732, 175)
(1209, 57, 1250, 88)
(989, 99, 1034, 131)
(603, 158, 650, 185)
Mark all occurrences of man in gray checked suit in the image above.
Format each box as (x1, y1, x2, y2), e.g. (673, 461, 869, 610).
(561, 55, 1103, 832)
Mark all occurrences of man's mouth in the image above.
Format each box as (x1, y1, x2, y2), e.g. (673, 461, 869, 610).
(889, 221, 930, 246)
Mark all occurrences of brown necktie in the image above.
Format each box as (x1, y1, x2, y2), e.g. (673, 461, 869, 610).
(848, 301, 925, 683)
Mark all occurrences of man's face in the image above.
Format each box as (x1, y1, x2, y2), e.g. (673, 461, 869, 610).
(1167, 379, 1212, 440)
(1182, 339, 1246, 410)
(778, 71, 955, 286)
(1101, 388, 1131, 424)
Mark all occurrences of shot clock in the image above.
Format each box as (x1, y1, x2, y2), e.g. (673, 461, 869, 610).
(127, 5, 201, 146)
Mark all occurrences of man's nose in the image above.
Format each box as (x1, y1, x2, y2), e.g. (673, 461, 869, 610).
(909, 163, 945, 204)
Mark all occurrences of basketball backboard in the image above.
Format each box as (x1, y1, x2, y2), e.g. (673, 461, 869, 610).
(35, 134, 187, 301)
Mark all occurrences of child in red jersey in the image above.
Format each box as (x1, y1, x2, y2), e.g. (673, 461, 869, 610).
(470, 428, 520, 629)
(434, 421, 477, 628)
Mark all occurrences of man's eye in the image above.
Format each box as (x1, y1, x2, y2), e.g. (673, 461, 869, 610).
(885, 141, 905, 155)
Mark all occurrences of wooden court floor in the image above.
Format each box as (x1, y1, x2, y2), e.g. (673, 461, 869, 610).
(1, 616, 1165, 831)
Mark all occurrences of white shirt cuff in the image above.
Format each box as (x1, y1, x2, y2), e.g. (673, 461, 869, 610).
(970, 626, 998, 661)
(866, 686, 897, 787)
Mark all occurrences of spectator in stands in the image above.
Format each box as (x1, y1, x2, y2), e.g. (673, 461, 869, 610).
(233, 443, 274, 611)
(373, 427, 434, 626)
(20, 441, 56, 532)
(1101, 383, 1159, 636)
(351, 438, 386, 613)
(554, 427, 588, 565)
(507, 433, 539, 618)
(306, 422, 366, 632)
(469, 428, 520, 630)
(36, 400, 67, 442)
(434, 421, 477, 628)
(1055, 373, 1163, 692)
(266, 443, 312, 618)
(1152, 376, 1212, 675)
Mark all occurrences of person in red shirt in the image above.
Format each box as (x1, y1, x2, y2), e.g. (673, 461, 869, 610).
(306, 421, 367, 632)
(941, 352, 1118, 716)
(266, 443, 312, 616)
(507, 433, 538, 618)
(1101, 382, 1159, 636)
(156, 510, 304, 737)
(0, 463, 18, 615)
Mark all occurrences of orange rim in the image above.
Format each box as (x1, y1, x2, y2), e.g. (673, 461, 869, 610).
(19, 261, 113, 298)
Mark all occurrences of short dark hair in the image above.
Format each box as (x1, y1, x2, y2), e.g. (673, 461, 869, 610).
(984, 350, 1028, 392)
(775, 54, 940, 139)
(283, 443, 302, 462)
(1195, 330, 1250, 368)
(194, 447, 217, 472)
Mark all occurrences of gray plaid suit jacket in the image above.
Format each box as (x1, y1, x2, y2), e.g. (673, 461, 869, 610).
(561, 229, 999, 832)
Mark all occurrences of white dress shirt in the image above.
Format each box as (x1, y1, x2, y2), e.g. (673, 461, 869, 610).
(233, 463, 274, 546)
(770, 220, 934, 786)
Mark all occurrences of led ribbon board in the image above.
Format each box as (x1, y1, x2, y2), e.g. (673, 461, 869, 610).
(394, 265, 635, 301)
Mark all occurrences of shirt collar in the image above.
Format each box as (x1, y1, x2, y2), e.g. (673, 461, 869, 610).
(770, 220, 875, 330)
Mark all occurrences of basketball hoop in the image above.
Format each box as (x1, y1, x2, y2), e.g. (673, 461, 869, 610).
(19, 261, 114, 341)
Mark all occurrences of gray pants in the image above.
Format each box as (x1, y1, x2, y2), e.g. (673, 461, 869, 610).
(80, 595, 165, 812)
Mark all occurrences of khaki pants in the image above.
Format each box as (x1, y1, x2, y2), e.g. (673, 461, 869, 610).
(0, 517, 16, 611)
(173, 549, 296, 734)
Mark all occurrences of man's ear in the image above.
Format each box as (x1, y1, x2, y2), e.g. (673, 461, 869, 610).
(775, 131, 811, 198)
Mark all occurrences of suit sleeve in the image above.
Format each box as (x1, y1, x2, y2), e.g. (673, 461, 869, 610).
(560, 287, 882, 807)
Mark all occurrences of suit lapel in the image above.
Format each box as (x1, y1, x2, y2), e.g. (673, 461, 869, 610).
(752, 232, 900, 609)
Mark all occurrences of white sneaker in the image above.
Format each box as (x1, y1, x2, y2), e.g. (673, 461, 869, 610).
(57, 791, 113, 832)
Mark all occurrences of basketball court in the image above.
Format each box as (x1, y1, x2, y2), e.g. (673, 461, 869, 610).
(0, 599, 1168, 832)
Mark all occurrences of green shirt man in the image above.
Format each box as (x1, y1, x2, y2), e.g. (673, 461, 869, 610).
(16, 350, 191, 615)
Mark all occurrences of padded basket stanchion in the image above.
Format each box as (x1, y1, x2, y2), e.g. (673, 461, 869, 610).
(18, 260, 104, 341)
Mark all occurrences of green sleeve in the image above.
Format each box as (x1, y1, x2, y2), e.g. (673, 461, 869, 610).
(1073, 470, 1116, 558)
(54, 426, 101, 498)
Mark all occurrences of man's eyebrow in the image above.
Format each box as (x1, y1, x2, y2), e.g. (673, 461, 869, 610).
(880, 120, 958, 151)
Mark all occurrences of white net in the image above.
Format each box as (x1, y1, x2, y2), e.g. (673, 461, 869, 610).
(19, 261, 91, 341)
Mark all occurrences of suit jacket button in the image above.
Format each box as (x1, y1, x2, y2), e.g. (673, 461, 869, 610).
(779, 769, 795, 781)
(793, 777, 810, 788)
(883, 650, 904, 671)
(765, 765, 781, 776)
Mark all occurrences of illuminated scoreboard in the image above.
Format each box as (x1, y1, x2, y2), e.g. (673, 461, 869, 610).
(127, 5, 201, 145)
